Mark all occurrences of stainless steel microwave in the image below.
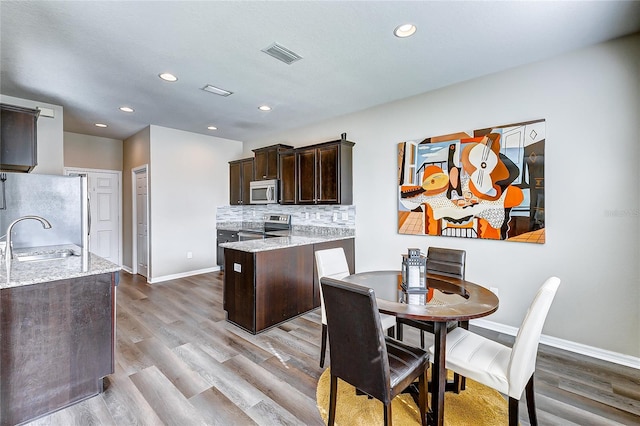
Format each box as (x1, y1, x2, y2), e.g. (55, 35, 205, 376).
(249, 179, 279, 204)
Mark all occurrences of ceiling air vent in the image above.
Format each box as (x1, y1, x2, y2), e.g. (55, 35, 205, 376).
(261, 43, 302, 65)
(201, 84, 233, 97)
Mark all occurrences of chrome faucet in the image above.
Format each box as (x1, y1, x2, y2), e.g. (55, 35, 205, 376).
(4, 215, 52, 267)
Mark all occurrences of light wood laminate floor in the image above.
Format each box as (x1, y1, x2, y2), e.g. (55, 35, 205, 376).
(25, 271, 640, 425)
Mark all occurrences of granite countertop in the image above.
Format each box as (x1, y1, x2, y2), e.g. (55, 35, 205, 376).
(1, 244, 121, 289)
(218, 226, 355, 253)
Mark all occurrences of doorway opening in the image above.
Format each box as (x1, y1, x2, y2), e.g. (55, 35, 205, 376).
(132, 165, 149, 279)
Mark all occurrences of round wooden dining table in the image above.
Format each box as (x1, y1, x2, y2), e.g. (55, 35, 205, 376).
(341, 270, 499, 426)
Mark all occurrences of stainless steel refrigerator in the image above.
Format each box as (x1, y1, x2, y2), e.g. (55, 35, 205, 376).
(0, 172, 88, 250)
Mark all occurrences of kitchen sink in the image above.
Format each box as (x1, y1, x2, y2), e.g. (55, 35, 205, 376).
(16, 249, 80, 262)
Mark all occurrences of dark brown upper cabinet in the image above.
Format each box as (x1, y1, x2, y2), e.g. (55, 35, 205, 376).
(252, 144, 293, 181)
(279, 149, 297, 205)
(229, 157, 255, 205)
(295, 137, 354, 205)
(1, 104, 39, 172)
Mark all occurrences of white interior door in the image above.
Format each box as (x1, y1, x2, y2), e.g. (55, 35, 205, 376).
(135, 169, 148, 278)
(88, 171, 120, 262)
(65, 168, 121, 265)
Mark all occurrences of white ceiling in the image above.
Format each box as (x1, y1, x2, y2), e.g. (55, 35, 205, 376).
(1, 1, 639, 142)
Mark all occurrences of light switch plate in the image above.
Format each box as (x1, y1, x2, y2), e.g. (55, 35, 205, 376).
(341, 212, 348, 220)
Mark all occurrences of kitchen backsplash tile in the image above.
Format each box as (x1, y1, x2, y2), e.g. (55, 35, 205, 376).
(216, 205, 356, 230)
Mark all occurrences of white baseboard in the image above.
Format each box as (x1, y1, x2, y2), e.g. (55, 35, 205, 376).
(121, 265, 133, 274)
(149, 266, 221, 284)
(471, 318, 640, 370)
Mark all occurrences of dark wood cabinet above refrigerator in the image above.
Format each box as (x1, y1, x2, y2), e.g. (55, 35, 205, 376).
(0, 104, 39, 172)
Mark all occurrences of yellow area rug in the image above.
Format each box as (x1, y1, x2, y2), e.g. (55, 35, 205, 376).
(316, 368, 509, 425)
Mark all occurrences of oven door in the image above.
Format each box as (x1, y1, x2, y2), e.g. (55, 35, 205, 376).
(238, 230, 265, 241)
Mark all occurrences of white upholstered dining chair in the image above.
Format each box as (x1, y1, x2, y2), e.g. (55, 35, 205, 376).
(315, 248, 397, 368)
(428, 276, 560, 426)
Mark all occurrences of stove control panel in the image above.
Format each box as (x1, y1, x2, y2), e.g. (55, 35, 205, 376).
(263, 214, 291, 224)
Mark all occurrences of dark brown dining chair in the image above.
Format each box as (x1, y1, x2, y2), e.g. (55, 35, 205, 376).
(321, 276, 429, 426)
(396, 246, 466, 389)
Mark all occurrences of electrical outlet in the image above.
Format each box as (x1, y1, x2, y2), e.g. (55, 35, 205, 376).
(332, 212, 338, 222)
(341, 212, 349, 220)
(187, 251, 193, 259)
(305, 212, 309, 219)
(234, 262, 242, 273)
(315, 212, 321, 220)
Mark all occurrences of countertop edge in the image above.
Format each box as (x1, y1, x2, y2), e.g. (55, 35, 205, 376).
(1, 244, 122, 289)
(220, 233, 355, 253)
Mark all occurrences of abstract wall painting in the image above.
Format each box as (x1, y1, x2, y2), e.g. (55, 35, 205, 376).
(397, 119, 545, 243)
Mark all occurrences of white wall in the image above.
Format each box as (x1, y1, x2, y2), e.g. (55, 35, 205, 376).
(148, 125, 243, 280)
(122, 127, 151, 271)
(0, 94, 64, 174)
(64, 132, 123, 171)
(244, 34, 640, 359)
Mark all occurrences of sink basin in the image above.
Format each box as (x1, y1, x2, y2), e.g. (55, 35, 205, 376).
(16, 249, 80, 262)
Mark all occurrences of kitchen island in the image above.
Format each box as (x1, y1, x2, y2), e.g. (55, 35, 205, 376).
(219, 228, 354, 334)
(0, 245, 120, 426)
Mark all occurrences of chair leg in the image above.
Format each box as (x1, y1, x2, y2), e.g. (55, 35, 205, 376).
(383, 401, 392, 426)
(525, 374, 538, 426)
(387, 326, 395, 338)
(320, 323, 328, 368)
(419, 330, 425, 348)
(419, 369, 428, 426)
(508, 396, 519, 426)
(458, 321, 468, 390)
(396, 321, 404, 341)
(328, 374, 338, 425)
(453, 372, 465, 393)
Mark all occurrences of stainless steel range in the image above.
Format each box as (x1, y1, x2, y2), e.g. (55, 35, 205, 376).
(237, 214, 291, 241)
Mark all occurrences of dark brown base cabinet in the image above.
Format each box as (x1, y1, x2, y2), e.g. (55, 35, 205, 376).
(0, 273, 116, 426)
(223, 239, 354, 334)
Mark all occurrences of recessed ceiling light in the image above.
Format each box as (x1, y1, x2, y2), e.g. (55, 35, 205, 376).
(202, 84, 233, 97)
(119, 106, 134, 113)
(394, 23, 417, 38)
(95, 123, 108, 128)
(159, 72, 178, 82)
(207, 126, 217, 130)
(258, 105, 272, 111)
